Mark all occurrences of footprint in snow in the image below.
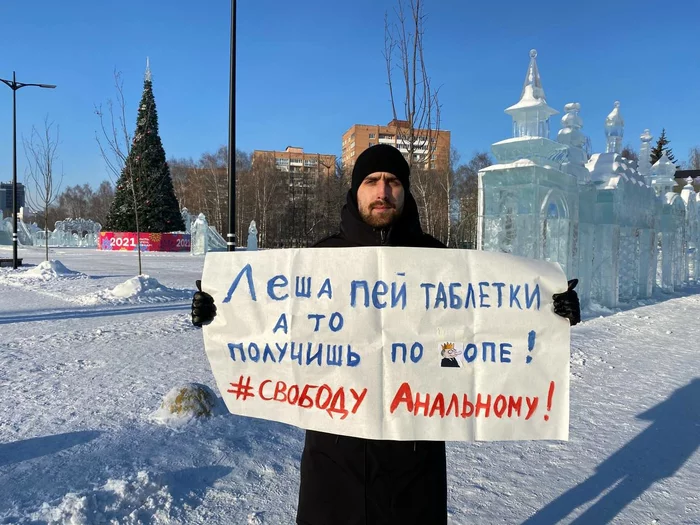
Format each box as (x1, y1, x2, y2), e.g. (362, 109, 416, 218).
(248, 511, 265, 524)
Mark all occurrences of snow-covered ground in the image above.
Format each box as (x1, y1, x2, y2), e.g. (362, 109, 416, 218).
(0, 245, 697, 524)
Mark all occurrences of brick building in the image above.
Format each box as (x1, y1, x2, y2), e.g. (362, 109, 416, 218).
(252, 147, 336, 188)
(341, 119, 450, 171)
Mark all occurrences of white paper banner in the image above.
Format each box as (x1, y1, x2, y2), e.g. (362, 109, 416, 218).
(202, 247, 570, 442)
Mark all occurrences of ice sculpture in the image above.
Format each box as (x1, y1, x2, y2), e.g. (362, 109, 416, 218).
(584, 103, 660, 305)
(186, 211, 233, 254)
(681, 178, 700, 282)
(27, 218, 101, 248)
(0, 215, 37, 246)
(191, 213, 209, 256)
(479, 49, 578, 281)
(478, 50, 700, 308)
(247, 221, 258, 251)
(638, 129, 653, 185)
(558, 103, 589, 183)
(181, 208, 192, 234)
(605, 102, 624, 154)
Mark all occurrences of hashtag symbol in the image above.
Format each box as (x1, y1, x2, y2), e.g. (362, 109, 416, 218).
(227, 375, 255, 401)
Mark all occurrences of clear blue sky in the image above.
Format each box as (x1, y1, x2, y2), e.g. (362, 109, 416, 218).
(1, 0, 699, 191)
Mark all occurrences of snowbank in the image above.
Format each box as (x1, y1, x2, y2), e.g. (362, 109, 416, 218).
(29, 471, 175, 525)
(78, 275, 193, 306)
(6, 260, 84, 280)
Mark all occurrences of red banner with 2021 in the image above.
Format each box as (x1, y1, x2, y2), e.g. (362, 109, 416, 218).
(98, 232, 190, 252)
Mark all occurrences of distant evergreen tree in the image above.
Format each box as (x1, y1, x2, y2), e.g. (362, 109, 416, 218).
(650, 128, 676, 165)
(105, 66, 185, 232)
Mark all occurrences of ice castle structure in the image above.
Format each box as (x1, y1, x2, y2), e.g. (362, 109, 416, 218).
(478, 50, 700, 308)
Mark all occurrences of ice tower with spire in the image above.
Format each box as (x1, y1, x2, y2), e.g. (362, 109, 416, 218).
(638, 129, 654, 185)
(477, 50, 700, 308)
(582, 101, 655, 303)
(479, 49, 579, 278)
(605, 101, 624, 154)
(505, 49, 559, 139)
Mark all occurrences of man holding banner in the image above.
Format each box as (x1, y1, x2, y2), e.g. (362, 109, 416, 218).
(192, 144, 580, 525)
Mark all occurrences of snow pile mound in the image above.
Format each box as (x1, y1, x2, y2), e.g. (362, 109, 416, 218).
(151, 383, 223, 427)
(12, 260, 84, 280)
(28, 471, 175, 524)
(79, 275, 192, 305)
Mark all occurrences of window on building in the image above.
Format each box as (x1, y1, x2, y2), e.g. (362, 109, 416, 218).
(276, 158, 289, 166)
(369, 133, 376, 139)
(430, 162, 436, 170)
(379, 134, 394, 140)
(368, 142, 374, 147)
(290, 158, 303, 165)
(304, 159, 317, 167)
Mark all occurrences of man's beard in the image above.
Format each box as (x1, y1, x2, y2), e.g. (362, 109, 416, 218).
(359, 200, 402, 228)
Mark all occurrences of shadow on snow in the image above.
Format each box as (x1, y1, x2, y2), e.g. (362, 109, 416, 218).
(523, 378, 700, 524)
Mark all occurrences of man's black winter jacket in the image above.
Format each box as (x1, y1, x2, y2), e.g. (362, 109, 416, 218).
(296, 192, 447, 525)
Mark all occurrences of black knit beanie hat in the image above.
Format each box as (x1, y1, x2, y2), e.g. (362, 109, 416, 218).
(351, 144, 410, 200)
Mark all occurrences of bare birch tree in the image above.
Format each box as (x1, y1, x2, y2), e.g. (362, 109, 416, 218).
(250, 153, 285, 248)
(163, 150, 348, 248)
(169, 157, 196, 211)
(384, 0, 441, 169)
(384, 0, 444, 236)
(200, 146, 228, 233)
(24, 117, 63, 261)
(688, 147, 700, 170)
(94, 71, 144, 275)
(435, 147, 460, 246)
(453, 151, 492, 248)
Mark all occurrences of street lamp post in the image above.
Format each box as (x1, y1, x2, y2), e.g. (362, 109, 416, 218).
(0, 71, 56, 269)
(227, 0, 237, 252)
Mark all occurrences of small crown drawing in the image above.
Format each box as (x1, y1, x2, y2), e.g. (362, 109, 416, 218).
(441, 342, 454, 351)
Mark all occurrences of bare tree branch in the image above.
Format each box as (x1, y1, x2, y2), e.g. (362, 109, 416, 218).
(384, 13, 399, 121)
(384, 0, 445, 241)
(94, 70, 145, 275)
(23, 116, 63, 261)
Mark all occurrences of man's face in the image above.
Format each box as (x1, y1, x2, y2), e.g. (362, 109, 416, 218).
(356, 171, 405, 228)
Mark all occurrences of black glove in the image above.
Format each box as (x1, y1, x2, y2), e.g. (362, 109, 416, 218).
(192, 280, 217, 327)
(553, 279, 581, 326)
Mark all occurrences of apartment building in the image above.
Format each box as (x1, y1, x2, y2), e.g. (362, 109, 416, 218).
(252, 147, 336, 185)
(341, 119, 451, 171)
(0, 182, 25, 219)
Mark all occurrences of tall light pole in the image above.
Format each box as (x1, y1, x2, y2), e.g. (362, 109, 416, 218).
(0, 72, 56, 269)
(227, 0, 237, 251)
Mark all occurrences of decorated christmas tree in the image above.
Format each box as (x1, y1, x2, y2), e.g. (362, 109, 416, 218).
(105, 60, 185, 233)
